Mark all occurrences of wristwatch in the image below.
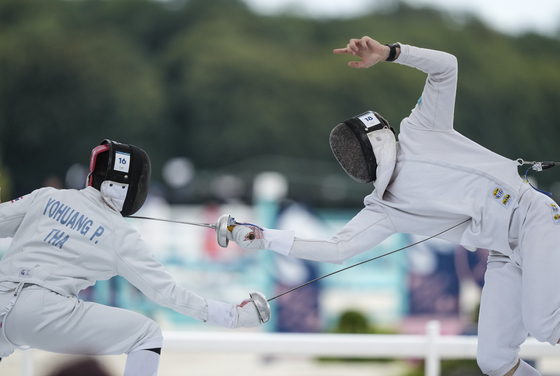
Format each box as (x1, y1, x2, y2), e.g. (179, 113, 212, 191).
(385, 43, 400, 62)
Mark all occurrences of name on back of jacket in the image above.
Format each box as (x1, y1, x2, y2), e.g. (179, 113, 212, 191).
(42, 198, 105, 249)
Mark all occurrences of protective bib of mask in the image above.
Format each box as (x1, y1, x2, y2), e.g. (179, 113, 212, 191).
(101, 180, 129, 212)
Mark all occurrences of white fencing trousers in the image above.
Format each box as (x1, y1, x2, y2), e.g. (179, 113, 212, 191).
(477, 189, 560, 376)
(513, 360, 542, 376)
(0, 284, 163, 358)
(124, 348, 160, 376)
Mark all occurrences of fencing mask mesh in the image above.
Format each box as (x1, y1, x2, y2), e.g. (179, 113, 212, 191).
(330, 119, 376, 183)
(330, 111, 393, 184)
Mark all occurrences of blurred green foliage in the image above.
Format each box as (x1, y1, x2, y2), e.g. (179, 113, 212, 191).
(403, 359, 484, 376)
(320, 310, 487, 374)
(319, 309, 397, 363)
(332, 309, 396, 335)
(0, 0, 559, 206)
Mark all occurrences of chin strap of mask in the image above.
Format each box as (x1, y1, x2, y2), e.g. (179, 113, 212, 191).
(517, 159, 558, 197)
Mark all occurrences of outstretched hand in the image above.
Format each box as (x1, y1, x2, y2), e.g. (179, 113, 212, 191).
(231, 225, 266, 250)
(333, 36, 389, 69)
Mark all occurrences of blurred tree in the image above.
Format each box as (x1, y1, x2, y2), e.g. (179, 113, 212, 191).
(319, 309, 395, 363)
(0, 158, 12, 201)
(0, 0, 559, 204)
(0, 0, 166, 195)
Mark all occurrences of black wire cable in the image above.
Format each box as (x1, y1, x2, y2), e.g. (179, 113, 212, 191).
(267, 218, 472, 302)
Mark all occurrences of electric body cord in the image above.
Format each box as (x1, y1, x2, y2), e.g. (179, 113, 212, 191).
(517, 159, 558, 197)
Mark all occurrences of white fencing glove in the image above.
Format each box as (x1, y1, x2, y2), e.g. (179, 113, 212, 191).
(230, 223, 295, 256)
(235, 299, 262, 328)
(205, 297, 268, 329)
(230, 224, 265, 250)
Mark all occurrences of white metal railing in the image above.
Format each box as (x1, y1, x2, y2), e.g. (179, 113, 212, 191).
(18, 320, 560, 376)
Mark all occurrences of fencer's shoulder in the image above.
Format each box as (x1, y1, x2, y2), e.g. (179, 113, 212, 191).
(79, 186, 105, 204)
(32, 186, 57, 194)
(32, 186, 88, 198)
(21, 186, 58, 200)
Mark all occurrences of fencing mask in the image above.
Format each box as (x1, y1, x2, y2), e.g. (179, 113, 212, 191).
(87, 139, 151, 216)
(330, 111, 397, 198)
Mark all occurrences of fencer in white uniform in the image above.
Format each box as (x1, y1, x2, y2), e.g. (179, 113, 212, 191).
(231, 37, 558, 376)
(0, 140, 268, 376)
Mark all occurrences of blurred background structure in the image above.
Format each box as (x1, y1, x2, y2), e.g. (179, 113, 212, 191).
(0, 0, 559, 375)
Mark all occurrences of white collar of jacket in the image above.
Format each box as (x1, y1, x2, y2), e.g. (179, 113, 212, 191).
(368, 128, 397, 199)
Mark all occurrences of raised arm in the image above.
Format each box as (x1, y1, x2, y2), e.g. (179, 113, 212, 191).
(393, 44, 458, 131)
(335, 36, 458, 131)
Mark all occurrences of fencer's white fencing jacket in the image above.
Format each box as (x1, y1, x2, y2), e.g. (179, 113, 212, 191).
(285, 44, 530, 264)
(0, 186, 208, 321)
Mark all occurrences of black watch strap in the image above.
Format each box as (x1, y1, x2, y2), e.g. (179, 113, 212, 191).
(385, 43, 399, 62)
